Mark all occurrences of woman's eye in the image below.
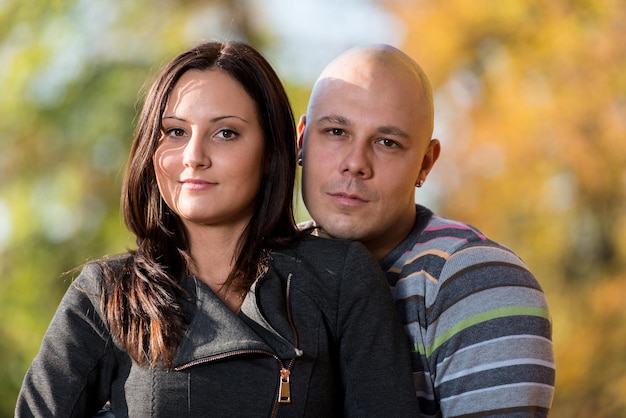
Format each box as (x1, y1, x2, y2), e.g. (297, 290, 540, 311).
(217, 129, 238, 140)
(165, 128, 186, 137)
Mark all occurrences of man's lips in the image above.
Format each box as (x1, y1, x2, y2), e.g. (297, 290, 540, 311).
(328, 191, 369, 206)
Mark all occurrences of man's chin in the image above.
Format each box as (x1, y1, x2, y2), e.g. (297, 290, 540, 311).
(317, 221, 367, 242)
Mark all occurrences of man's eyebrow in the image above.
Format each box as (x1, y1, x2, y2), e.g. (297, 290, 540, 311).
(378, 125, 410, 139)
(314, 115, 410, 139)
(315, 115, 351, 126)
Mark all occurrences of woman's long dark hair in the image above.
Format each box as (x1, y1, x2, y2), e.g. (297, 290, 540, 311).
(102, 41, 299, 367)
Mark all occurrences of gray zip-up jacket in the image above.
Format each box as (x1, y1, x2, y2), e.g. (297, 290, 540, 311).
(16, 235, 419, 417)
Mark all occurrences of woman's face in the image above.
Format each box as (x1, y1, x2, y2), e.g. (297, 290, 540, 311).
(153, 69, 265, 233)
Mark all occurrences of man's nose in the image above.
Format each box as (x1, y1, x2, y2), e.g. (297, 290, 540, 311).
(339, 142, 373, 178)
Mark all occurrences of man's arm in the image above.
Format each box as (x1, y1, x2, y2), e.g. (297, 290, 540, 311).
(422, 244, 555, 417)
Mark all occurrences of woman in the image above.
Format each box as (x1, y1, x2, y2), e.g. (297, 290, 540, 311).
(16, 41, 419, 417)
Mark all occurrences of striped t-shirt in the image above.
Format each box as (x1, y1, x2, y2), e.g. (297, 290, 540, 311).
(381, 205, 555, 417)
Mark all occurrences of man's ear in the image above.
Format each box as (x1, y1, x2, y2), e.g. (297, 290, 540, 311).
(416, 139, 441, 186)
(297, 115, 306, 151)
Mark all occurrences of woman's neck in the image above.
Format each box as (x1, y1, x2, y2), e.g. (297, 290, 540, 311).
(185, 222, 247, 312)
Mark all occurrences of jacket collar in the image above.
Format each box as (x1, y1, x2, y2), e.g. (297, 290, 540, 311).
(173, 277, 272, 368)
(173, 273, 298, 369)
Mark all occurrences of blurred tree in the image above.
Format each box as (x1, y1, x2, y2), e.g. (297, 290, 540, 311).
(381, 0, 626, 416)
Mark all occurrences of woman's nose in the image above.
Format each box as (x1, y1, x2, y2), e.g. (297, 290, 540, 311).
(182, 135, 210, 168)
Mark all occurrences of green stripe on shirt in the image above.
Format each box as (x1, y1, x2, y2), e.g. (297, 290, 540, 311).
(414, 306, 551, 356)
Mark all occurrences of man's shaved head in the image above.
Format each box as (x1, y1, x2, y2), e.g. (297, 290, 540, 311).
(309, 44, 434, 139)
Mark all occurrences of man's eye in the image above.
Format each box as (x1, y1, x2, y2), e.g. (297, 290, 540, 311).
(378, 138, 398, 147)
(328, 128, 344, 136)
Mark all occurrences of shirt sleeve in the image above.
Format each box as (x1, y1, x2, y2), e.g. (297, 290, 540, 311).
(15, 263, 116, 418)
(337, 241, 421, 417)
(423, 243, 555, 417)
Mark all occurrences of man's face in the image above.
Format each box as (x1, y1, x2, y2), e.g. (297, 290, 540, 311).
(299, 65, 436, 259)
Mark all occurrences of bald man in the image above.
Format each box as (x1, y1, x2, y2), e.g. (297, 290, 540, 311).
(297, 44, 555, 417)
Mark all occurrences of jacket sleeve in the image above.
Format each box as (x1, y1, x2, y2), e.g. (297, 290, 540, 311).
(15, 263, 117, 418)
(423, 243, 555, 417)
(337, 241, 420, 417)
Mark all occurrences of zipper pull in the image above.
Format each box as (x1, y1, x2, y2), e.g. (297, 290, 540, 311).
(278, 368, 291, 404)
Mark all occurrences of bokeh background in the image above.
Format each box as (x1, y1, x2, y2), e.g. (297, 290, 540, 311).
(1, 0, 625, 416)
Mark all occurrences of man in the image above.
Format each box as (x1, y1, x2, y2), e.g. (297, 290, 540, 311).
(297, 44, 555, 417)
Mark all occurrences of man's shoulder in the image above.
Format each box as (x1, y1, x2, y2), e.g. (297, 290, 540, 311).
(388, 214, 488, 261)
(419, 214, 490, 242)
(386, 213, 531, 282)
(402, 213, 518, 258)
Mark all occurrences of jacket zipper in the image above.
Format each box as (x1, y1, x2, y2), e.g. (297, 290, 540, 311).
(175, 273, 301, 418)
(175, 348, 293, 417)
(173, 348, 287, 371)
(270, 272, 298, 418)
